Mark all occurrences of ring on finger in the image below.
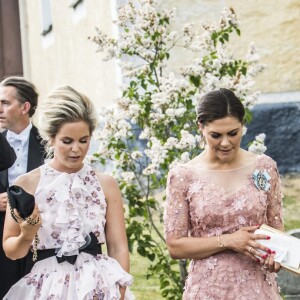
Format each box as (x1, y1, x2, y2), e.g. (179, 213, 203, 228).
(26, 216, 40, 226)
(248, 246, 254, 254)
(261, 265, 268, 271)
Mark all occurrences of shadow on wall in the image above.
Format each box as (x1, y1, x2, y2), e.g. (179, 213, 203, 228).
(241, 102, 300, 174)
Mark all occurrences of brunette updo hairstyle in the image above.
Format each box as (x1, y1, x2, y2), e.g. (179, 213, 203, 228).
(196, 88, 245, 126)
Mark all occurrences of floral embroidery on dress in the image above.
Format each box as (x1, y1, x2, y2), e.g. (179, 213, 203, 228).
(253, 282, 261, 294)
(4, 163, 134, 300)
(233, 196, 247, 211)
(206, 257, 218, 270)
(207, 227, 222, 237)
(237, 215, 247, 225)
(189, 181, 202, 195)
(235, 270, 250, 285)
(164, 155, 283, 300)
(265, 272, 276, 286)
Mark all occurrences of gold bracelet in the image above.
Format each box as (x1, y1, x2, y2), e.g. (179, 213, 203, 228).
(217, 234, 224, 248)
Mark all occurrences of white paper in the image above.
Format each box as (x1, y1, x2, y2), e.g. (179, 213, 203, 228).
(255, 228, 300, 269)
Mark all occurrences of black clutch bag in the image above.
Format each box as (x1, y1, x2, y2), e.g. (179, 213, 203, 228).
(7, 185, 35, 222)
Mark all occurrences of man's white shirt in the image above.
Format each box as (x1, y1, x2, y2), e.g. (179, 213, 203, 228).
(6, 123, 32, 186)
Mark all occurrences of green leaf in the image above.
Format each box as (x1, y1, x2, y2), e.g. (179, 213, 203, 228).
(147, 253, 156, 261)
(189, 75, 201, 88)
(211, 32, 218, 41)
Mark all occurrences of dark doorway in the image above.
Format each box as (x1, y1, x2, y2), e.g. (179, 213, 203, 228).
(0, 0, 23, 79)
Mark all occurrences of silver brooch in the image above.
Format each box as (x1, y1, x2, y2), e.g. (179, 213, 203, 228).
(253, 169, 271, 191)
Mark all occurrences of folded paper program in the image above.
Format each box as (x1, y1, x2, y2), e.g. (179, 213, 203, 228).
(255, 224, 300, 270)
(256, 238, 288, 264)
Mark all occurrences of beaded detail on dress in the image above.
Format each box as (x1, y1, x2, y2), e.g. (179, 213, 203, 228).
(164, 154, 283, 300)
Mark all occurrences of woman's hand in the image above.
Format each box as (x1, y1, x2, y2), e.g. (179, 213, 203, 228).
(225, 225, 274, 263)
(0, 192, 8, 211)
(260, 252, 281, 273)
(16, 204, 42, 242)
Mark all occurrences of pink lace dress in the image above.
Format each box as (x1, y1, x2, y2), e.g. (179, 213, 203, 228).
(164, 154, 283, 300)
(4, 163, 133, 300)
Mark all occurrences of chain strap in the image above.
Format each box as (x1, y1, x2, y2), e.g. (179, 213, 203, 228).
(8, 201, 39, 261)
(26, 216, 40, 226)
(32, 233, 39, 261)
(8, 201, 23, 222)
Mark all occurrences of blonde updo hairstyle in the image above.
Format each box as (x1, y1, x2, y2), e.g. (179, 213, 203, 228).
(38, 86, 98, 156)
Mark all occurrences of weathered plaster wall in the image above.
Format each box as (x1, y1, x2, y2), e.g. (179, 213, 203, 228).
(163, 0, 300, 94)
(21, 0, 120, 111)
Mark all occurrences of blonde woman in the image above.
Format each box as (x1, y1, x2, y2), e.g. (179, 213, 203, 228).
(3, 86, 133, 299)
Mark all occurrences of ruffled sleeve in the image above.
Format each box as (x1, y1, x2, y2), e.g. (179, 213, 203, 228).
(164, 165, 189, 240)
(265, 158, 284, 230)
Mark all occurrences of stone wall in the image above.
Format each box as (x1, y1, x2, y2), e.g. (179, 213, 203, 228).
(277, 229, 300, 298)
(241, 102, 300, 173)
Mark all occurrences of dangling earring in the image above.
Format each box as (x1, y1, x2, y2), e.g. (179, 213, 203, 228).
(47, 145, 54, 158)
(199, 134, 206, 149)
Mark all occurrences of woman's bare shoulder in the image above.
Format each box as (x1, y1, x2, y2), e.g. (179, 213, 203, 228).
(94, 171, 120, 203)
(14, 168, 41, 195)
(95, 170, 118, 190)
(240, 148, 257, 160)
(185, 153, 206, 167)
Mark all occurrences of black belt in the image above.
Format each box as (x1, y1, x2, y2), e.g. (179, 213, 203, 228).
(25, 232, 102, 274)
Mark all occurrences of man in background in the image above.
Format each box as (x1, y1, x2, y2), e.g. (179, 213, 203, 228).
(0, 77, 45, 298)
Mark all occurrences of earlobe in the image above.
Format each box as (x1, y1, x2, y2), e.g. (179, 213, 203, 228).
(197, 122, 204, 131)
(22, 102, 31, 115)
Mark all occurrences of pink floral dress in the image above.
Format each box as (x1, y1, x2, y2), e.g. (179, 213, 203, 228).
(164, 154, 284, 300)
(4, 163, 133, 300)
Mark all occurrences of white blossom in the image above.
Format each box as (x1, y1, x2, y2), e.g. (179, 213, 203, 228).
(248, 133, 267, 154)
(90, 1, 265, 209)
(219, 7, 239, 28)
(143, 164, 158, 175)
(131, 151, 143, 160)
(177, 130, 197, 149)
(139, 127, 151, 140)
(164, 137, 178, 149)
(121, 171, 136, 183)
(180, 152, 190, 162)
(248, 142, 267, 155)
(255, 133, 266, 143)
(169, 158, 181, 169)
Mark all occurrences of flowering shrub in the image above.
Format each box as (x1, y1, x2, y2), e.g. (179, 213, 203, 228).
(248, 133, 267, 154)
(90, 0, 265, 298)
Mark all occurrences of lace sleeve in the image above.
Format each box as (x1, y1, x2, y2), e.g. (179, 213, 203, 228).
(266, 160, 284, 230)
(163, 166, 189, 240)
